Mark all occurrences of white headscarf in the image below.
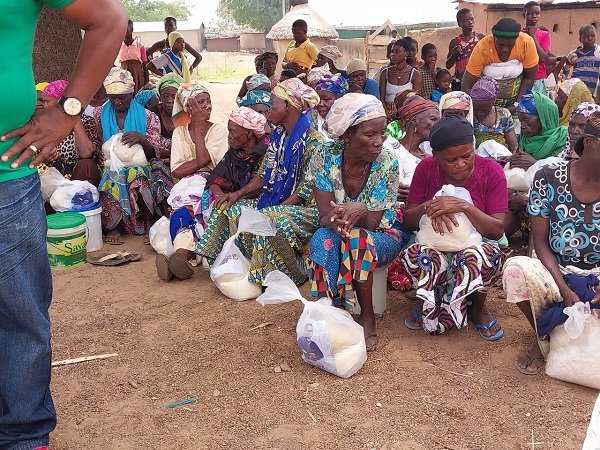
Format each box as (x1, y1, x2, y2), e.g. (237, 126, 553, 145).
(324, 93, 386, 139)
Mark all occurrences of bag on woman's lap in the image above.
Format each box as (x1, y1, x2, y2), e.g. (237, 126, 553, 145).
(257, 271, 367, 378)
(546, 302, 600, 389)
(102, 133, 148, 170)
(210, 207, 276, 301)
(416, 185, 482, 252)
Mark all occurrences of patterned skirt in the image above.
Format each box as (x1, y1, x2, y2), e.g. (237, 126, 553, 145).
(150, 158, 174, 205)
(196, 199, 319, 285)
(308, 227, 404, 310)
(400, 242, 505, 335)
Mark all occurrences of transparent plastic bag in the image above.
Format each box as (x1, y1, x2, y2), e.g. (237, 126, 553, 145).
(210, 207, 276, 301)
(102, 133, 147, 170)
(416, 184, 483, 252)
(476, 140, 512, 160)
(40, 167, 69, 202)
(50, 180, 99, 212)
(257, 271, 368, 379)
(149, 216, 174, 257)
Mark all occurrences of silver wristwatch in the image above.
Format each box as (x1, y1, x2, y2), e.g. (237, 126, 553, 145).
(58, 96, 83, 116)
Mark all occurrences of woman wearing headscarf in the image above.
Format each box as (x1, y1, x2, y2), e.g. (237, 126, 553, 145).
(315, 45, 348, 78)
(307, 64, 332, 88)
(41, 80, 102, 185)
(147, 31, 193, 82)
(503, 111, 600, 375)
(197, 78, 324, 285)
(400, 116, 508, 340)
(307, 93, 402, 351)
(555, 78, 593, 127)
(148, 73, 184, 152)
(471, 76, 518, 151)
(438, 91, 474, 124)
(93, 67, 169, 245)
(239, 89, 272, 119)
(312, 74, 349, 138)
(237, 52, 279, 101)
(346, 58, 380, 99)
(170, 82, 229, 180)
(156, 107, 268, 282)
(559, 102, 600, 159)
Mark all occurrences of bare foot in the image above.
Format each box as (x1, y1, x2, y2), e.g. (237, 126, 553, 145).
(356, 315, 377, 352)
(516, 343, 545, 375)
(143, 234, 150, 245)
(105, 231, 123, 245)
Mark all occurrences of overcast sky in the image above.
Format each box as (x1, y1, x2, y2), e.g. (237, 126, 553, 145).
(191, 0, 459, 26)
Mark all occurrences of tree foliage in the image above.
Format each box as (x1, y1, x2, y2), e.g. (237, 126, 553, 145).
(123, 0, 191, 22)
(217, 0, 289, 32)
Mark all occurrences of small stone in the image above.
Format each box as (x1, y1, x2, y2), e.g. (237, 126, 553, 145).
(274, 366, 282, 373)
(525, 412, 531, 417)
(376, 402, 382, 407)
(213, 389, 221, 397)
(309, 382, 320, 388)
(128, 380, 139, 389)
(280, 363, 291, 372)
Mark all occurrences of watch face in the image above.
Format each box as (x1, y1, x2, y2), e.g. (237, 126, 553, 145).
(63, 98, 82, 115)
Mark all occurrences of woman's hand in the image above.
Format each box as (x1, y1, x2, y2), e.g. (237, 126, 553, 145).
(397, 184, 410, 203)
(328, 201, 368, 237)
(214, 190, 243, 208)
(431, 213, 459, 235)
(509, 151, 536, 170)
(426, 196, 469, 218)
(561, 286, 582, 307)
(121, 131, 148, 147)
(187, 96, 211, 122)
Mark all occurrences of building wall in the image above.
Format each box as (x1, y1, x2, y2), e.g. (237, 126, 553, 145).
(207, 37, 240, 53)
(458, 2, 597, 56)
(240, 33, 266, 51)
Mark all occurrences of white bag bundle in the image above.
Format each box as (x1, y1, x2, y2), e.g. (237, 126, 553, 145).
(167, 174, 206, 211)
(523, 157, 563, 189)
(504, 163, 529, 193)
(416, 184, 483, 252)
(583, 393, 600, 450)
(102, 133, 148, 170)
(50, 180, 99, 212)
(40, 167, 69, 202)
(476, 140, 512, 160)
(149, 216, 175, 257)
(257, 271, 367, 379)
(546, 302, 600, 389)
(210, 207, 276, 301)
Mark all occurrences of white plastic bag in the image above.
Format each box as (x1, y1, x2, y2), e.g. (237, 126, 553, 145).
(476, 140, 512, 160)
(416, 184, 483, 252)
(524, 157, 562, 189)
(583, 393, 600, 450)
(257, 271, 367, 379)
(149, 216, 175, 257)
(546, 302, 600, 389)
(40, 167, 69, 202)
(504, 164, 529, 192)
(50, 180, 99, 212)
(210, 207, 276, 301)
(102, 133, 148, 170)
(167, 174, 206, 211)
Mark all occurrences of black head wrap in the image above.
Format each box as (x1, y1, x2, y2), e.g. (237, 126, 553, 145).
(429, 115, 474, 152)
(491, 18, 521, 39)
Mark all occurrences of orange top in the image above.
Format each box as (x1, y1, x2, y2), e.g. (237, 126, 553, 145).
(466, 33, 539, 77)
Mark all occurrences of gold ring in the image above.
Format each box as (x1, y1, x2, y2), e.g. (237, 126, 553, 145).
(29, 144, 39, 156)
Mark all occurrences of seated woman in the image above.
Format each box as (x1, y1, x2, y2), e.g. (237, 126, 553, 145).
(147, 31, 194, 82)
(471, 76, 518, 152)
(170, 83, 229, 179)
(94, 67, 167, 245)
(237, 52, 279, 101)
(239, 89, 272, 118)
(237, 74, 272, 104)
(346, 58, 380, 99)
(315, 45, 347, 78)
(307, 94, 402, 351)
(313, 74, 349, 137)
(197, 78, 323, 285)
(400, 116, 508, 339)
(555, 78, 593, 127)
(504, 91, 567, 238)
(41, 80, 102, 185)
(559, 102, 600, 159)
(156, 106, 268, 282)
(503, 112, 600, 375)
(148, 73, 184, 155)
(438, 91, 473, 123)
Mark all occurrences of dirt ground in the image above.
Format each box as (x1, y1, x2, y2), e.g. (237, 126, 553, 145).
(48, 81, 598, 449)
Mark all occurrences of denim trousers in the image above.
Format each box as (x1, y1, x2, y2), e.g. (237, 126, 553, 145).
(0, 174, 55, 449)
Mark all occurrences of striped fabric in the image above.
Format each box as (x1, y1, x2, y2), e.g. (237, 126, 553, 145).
(570, 45, 600, 94)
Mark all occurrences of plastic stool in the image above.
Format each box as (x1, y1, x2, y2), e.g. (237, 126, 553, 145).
(353, 265, 388, 315)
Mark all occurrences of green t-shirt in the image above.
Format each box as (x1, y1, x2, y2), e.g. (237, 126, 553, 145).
(0, 0, 74, 183)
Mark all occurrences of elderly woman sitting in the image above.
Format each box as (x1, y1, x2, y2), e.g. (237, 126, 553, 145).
(149, 73, 184, 154)
(307, 94, 402, 351)
(236, 73, 272, 105)
(555, 78, 593, 127)
(312, 74, 349, 137)
(560, 102, 600, 160)
(504, 91, 567, 239)
(197, 78, 324, 285)
(94, 67, 171, 245)
(156, 106, 268, 282)
(170, 83, 229, 179)
(439, 91, 473, 123)
(503, 112, 600, 375)
(400, 116, 508, 339)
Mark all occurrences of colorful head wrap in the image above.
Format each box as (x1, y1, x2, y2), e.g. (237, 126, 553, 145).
(394, 89, 419, 111)
(168, 31, 185, 48)
(559, 79, 593, 126)
(167, 32, 191, 82)
(239, 90, 272, 107)
(103, 67, 135, 95)
(516, 93, 538, 115)
(315, 74, 349, 97)
(246, 74, 271, 91)
(491, 18, 521, 39)
(430, 115, 474, 152)
(346, 59, 367, 75)
(562, 103, 600, 158)
(35, 82, 49, 91)
(324, 93, 386, 139)
(319, 45, 342, 62)
(134, 89, 158, 107)
(156, 73, 184, 93)
(229, 106, 267, 137)
(396, 97, 438, 127)
(439, 91, 473, 124)
(43, 80, 68, 99)
(470, 76, 499, 101)
(272, 78, 320, 112)
(173, 82, 210, 127)
(307, 64, 332, 85)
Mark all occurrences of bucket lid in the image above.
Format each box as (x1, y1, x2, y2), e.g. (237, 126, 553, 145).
(47, 212, 86, 230)
(70, 202, 101, 213)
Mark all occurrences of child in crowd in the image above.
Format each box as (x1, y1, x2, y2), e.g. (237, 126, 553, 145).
(446, 8, 484, 91)
(282, 19, 319, 76)
(418, 43, 439, 100)
(431, 69, 452, 103)
(407, 38, 421, 68)
(565, 24, 600, 99)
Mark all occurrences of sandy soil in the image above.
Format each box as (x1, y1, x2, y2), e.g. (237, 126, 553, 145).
(48, 82, 598, 449)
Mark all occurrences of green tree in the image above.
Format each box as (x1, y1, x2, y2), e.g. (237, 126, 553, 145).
(123, 0, 191, 22)
(217, 0, 289, 32)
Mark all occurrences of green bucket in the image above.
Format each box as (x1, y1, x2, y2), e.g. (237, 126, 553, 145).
(47, 212, 87, 269)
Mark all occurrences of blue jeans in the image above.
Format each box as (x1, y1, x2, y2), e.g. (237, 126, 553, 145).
(0, 174, 55, 449)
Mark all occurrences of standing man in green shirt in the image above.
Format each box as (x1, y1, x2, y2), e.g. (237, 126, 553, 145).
(0, 1, 126, 448)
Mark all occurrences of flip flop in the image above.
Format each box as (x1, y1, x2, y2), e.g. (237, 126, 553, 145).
(155, 254, 173, 281)
(404, 309, 423, 331)
(474, 319, 504, 341)
(87, 252, 141, 266)
(515, 352, 545, 375)
(168, 252, 194, 280)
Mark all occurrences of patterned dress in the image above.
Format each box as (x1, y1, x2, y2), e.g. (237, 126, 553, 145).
(473, 107, 515, 148)
(196, 129, 324, 285)
(307, 140, 404, 309)
(52, 115, 101, 178)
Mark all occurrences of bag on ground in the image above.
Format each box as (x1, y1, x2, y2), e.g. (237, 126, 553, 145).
(50, 180, 99, 212)
(149, 216, 175, 257)
(583, 393, 600, 450)
(416, 184, 482, 252)
(210, 207, 276, 301)
(257, 270, 367, 379)
(545, 302, 600, 389)
(40, 167, 69, 202)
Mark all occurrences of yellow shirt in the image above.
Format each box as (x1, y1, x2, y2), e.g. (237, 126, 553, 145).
(283, 38, 319, 71)
(466, 33, 539, 77)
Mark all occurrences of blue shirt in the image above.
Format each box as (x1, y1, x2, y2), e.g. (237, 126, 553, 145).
(570, 45, 600, 94)
(362, 78, 380, 100)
